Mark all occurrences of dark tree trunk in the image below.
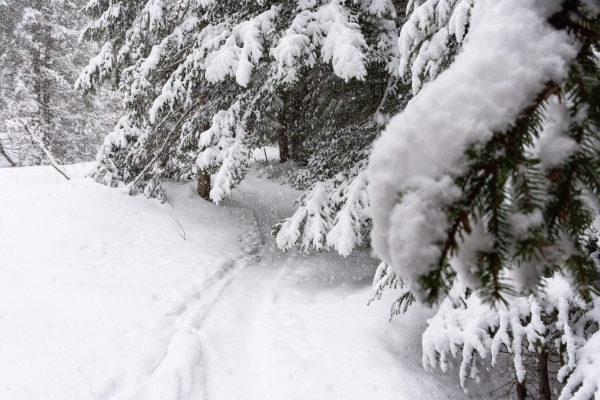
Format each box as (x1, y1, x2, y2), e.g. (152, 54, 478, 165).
(537, 349, 551, 400)
(516, 380, 527, 400)
(278, 127, 289, 163)
(289, 133, 302, 163)
(32, 0, 53, 146)
(0, 140, 16, 166)
(197, 168, 211, 201)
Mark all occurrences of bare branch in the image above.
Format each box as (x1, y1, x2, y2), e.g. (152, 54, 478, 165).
(19, 121, 70, 181)
(169, 212, 186, 241)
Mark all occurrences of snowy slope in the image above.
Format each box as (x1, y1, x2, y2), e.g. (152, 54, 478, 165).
(0, 163, 489, 399)
(0, 164, 251, 399)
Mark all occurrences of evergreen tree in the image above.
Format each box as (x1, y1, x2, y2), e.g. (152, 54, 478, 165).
(369, 0, 600, 306)
(367, 2, 600, 399)
(0, 0, 116, 167)
(78, 0, 408, 207)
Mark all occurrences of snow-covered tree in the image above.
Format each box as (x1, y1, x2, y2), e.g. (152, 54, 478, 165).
(271, 0, 411, 255)
(78, 0, 408, 208)
(0, 0, 117, 167)
(399, 0, 473, 95)
(368, 0, 600, 306)
(275, 160, 372, 256)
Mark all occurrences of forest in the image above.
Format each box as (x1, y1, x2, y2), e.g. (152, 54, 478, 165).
(2, 0, 600, 399)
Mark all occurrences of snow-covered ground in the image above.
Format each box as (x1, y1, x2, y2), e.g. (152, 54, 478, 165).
(0, 161, 489, 400)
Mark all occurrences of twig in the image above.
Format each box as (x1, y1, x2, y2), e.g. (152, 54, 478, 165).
(263, 147, 269, 163)
(19, 121, 70, 181)
(9, 171, 19, 183)
(169, 212, 186, 240)
(375, 76, 398, 118)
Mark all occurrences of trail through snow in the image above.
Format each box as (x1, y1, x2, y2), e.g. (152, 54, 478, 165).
(0, 163, 489, 399)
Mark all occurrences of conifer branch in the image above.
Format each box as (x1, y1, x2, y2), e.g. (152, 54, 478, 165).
(126, 102, 202, 193)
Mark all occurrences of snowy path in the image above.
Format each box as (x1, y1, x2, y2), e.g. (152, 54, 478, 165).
(0, 164, 485, 400)
(187, 168, 482, 400)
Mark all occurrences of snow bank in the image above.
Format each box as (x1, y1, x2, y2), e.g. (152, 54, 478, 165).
(368, 0, 577, 300)
(0, 165, 246, 399)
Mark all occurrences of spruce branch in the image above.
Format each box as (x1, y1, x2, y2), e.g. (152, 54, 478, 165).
(126, 101, 201, 193)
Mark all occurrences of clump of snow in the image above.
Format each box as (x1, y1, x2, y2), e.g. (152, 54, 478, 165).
(449, 216, 494, 289)
(368, 0, 577, 301)
(273, 0, 368, 83)
(535, 98, 579, 169)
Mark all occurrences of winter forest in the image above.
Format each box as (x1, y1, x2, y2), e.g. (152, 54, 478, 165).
(2, 0, 600, 399)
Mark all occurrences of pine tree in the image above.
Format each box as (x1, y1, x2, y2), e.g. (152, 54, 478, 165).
(0, 0, 116, 167)
(78, 0, 409, 208)
(366, 2, 600, 398)
(368, 0, 600, 307)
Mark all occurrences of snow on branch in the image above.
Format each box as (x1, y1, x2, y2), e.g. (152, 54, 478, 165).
(399, 0, 474, 94)
(202, 8, 277, 87)
(368, 0, 577, 302)
(275, 180, 334, 252)
(276, 163, 371, 256)
(326, 169, 370, 256)
(195, 102, 250, 204)
(559, 309, 600, 400)
(423, 275, 592, 390)
(273, 0, 368, 83)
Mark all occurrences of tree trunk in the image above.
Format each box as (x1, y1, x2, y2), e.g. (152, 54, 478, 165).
(516, 380, 527, 400)
(0, 140, 16, 166)
(197, 168, 211, 201)
(289, 132, 301, 163)
(537, 349, 551, 400)
(32, 0, 52, 146)
(278, 127, 289, 163)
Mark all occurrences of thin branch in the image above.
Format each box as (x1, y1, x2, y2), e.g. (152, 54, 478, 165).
(19, 121, 70, 181)
(169, 212, 186, 240)
(375, 76, 398, 117)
